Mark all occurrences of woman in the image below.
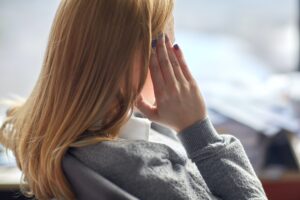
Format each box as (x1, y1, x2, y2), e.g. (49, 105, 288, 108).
(0, 0, 267, 199)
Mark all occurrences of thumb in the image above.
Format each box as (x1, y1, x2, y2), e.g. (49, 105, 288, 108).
(135, 95, 157, 120)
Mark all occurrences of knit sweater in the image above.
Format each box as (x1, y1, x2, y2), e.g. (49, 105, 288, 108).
(68, 117, 267, 200)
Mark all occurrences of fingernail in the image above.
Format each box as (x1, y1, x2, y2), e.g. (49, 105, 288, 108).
(157, 32, 165, 42)
(152, 39, 157, 48)
(174, 44, 179, 50)
(165, 34, 169, 43)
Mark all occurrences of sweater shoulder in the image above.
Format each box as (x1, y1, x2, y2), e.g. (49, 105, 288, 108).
(67, 139, 214, 200)
(68, 138, 187, 171)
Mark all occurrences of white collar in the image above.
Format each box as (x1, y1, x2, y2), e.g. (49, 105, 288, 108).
(118, 113, 151, 141)
(117, 112, 188, 158)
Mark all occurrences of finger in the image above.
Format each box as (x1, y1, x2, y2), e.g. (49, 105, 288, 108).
(135, 94, 157, 120)
(165, 35, 187, 85)
(156, 33, 177, 86)
(173, 44, 194, 82)
(149, 49, 165, 97)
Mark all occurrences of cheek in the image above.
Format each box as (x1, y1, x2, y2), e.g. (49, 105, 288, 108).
(140, 70, 155, 104)
(132, 47, 155, 103)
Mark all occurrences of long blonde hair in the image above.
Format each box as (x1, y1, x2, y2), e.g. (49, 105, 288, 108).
(0, 0, 174, 199)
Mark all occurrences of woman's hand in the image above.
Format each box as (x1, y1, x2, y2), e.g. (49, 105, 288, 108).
(135, 33, 207, 133)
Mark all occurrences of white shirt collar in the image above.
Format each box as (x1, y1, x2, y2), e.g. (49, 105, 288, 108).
(118, 113, 151, 141)
(117, 112, 189, 158)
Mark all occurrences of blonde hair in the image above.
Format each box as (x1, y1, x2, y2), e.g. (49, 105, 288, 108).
(0, 0, 174, 199)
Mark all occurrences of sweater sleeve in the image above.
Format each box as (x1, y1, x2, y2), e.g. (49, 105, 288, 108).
(177, 117, 268, 200)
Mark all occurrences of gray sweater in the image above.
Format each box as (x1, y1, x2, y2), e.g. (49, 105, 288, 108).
(69, 118, 267, 200)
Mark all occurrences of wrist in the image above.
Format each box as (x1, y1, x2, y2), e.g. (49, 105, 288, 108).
(176, 114, 208, 134)
(177, 117, 223, 156)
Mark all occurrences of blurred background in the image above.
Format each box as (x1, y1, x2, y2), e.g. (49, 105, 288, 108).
(0, 0, 300, 199)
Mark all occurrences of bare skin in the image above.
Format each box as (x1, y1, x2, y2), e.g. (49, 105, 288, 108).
(137, 15, 176, 104)
(135, 33, 207, 133)
(91, 16, 206, 133)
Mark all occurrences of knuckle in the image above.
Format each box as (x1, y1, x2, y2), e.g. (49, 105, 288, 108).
(160, 58, 170, 66)
(176, 53, 183, 60)
(170, 84, 180, 96)
(171, 60, 179, 67)
(175, 83, 181, 92)
(181, 83, 190, 91)
(170, 90, 179, 97)
(189, 80, 198, 90)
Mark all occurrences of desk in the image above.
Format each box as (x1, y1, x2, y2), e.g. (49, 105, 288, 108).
(261, 171, 300, 200)
(215, 117, 300, 200)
